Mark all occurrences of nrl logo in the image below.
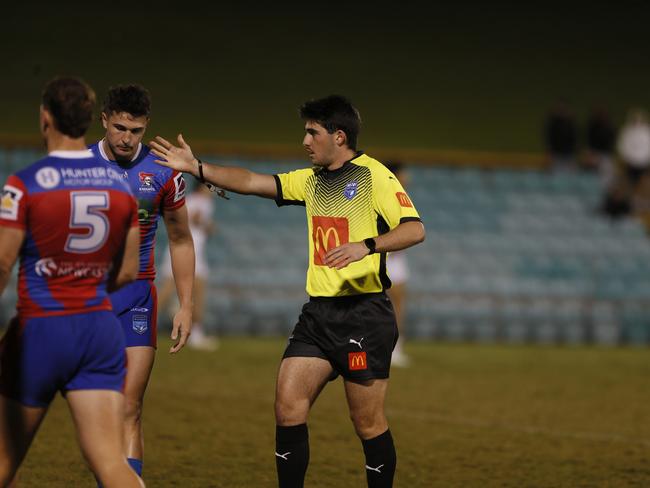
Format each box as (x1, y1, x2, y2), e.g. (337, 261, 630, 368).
(343, 180, 358, 200)
(132, 315, 148, 334)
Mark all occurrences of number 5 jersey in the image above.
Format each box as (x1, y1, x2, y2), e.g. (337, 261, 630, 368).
(0, 149, 139, 318)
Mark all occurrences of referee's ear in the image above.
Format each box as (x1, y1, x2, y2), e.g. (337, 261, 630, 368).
(334, 130, 347, 147)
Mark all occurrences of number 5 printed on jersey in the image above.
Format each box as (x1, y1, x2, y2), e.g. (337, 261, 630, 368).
(65, 191, 110, 254)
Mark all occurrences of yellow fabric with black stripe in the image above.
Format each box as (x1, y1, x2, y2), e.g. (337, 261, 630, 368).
(275, 153, 421, 297)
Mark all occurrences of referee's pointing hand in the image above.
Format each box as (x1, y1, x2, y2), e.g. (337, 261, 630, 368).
(324, 242, 370, 270)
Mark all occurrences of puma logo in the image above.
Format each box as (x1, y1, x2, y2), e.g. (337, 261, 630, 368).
(365, 464, 384, 473)
(275, 451, 291, 461)
(349, 337, 365, 349)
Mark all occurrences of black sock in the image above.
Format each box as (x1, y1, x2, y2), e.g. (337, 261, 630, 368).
(276, 424, 309, 488)
(362, 429, 396, 488)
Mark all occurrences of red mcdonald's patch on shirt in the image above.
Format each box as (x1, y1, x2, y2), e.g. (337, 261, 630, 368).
(396, 192, 413, 208)
(312, 216, 349, 265)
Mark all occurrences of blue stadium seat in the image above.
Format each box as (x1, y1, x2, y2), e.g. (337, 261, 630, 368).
(2, 148, 649, 344)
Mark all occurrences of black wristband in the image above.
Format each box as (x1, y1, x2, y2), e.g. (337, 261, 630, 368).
(196, 158, 205, 183)
(364, 237, 377, 254)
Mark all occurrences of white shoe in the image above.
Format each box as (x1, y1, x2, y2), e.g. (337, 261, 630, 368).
(188, 332, 219, 351)
(391, 351, 411, 368)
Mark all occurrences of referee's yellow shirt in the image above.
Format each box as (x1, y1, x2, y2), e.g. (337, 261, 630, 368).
(274, 152, 421, 297)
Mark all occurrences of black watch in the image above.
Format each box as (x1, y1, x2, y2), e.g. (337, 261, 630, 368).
(363, 237, 377, 255)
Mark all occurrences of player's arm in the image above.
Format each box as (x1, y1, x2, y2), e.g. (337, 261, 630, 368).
(108, 225, 140, 292)
(0, 226, 25, 296)
(324, 220, 425, 270)
(163, 205, 195, 354)
(150, 135, 277, 199)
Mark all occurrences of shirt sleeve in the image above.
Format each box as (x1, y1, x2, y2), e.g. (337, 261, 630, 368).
(372, 166, 421, 230)
(0, 175, 28, 230)
(128, 195, 139, 229)
(162, 171, 187, 211)
(273, 168, 313, 207)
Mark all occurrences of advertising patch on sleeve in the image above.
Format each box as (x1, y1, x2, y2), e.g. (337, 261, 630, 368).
(173, 173, 186, 203)
(395, 192, 413, 208)
(1, 185, 23, 221)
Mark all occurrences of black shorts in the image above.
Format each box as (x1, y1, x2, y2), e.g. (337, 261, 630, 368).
(282, 292, 399, 381)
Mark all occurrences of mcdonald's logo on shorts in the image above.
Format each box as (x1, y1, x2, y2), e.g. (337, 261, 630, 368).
(312, 216, 349, 266)
(395, 192, 413, 208)
(348, 351, 367, 370)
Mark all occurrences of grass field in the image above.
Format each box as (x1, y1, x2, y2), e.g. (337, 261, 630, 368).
(14, 338, 650, 487)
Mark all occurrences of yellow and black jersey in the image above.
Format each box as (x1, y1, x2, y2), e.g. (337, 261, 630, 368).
(274, 152, 421, 297)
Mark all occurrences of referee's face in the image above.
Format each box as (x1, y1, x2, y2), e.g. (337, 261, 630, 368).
(303, 121, 337, 168)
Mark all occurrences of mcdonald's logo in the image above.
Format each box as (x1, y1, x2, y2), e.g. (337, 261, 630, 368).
(348, 352, 367, 370)
(312, 216, 349, 265)
(395, 192, 413, 208)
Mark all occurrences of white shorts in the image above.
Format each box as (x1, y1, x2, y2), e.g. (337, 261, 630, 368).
(160, 247, 210, 280)
(387, 252, 409, 285)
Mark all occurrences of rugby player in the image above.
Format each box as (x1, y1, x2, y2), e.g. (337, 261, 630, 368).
(0, 77, 143, 487)
(89, 85, 195, 479)
(150, 95, 425, 488)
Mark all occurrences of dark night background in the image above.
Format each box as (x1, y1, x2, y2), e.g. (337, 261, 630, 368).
(2, 2, 650, 156)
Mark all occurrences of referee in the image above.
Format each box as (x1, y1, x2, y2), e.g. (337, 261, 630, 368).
(150, 95, 425, 488)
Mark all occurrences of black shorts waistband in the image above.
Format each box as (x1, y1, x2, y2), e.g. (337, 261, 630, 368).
(309, 292, 386, 303)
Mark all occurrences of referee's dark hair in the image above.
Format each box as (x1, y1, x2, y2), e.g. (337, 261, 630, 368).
(42, 77, 96, 138)
(300, 95, 361, 150)
(103, 84, 151, 118)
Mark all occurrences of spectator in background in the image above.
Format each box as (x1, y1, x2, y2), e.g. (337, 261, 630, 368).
(544, 99, 578, 171)
(159, 182, 218, 351)
(617, 108, 650, 189)
(586, 106, 617, 188)
(385, 161, 411, 368)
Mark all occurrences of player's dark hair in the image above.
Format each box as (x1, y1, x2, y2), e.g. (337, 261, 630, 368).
(300, 95, 361, 150)
(103, 84, 151, 118)
(41, 77, 96, 138)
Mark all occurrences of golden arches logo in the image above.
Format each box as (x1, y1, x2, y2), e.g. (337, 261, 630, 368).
(314, 226, 341, 253)
(351, 355, 365, 367)
(312, 216, 349, 266)
(396, 192, 413, 208)
(348, 352, 367, 370)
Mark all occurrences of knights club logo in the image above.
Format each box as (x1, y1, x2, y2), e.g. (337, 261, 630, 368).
(139, 172, 154, 187)
(343, 180, 358, 200)
(312, 216, 349, 266)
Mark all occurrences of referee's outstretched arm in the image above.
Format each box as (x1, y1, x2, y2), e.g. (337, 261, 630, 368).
(150, 135, 277, 199)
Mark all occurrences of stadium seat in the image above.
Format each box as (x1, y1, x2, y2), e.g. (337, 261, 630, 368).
(2, 149, 649, 345)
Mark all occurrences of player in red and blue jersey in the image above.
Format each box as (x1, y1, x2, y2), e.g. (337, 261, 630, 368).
(0, 77, 144, 487)
(89, 84, 195, 479)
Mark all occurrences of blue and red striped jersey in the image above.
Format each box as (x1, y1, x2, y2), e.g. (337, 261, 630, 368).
(89, 141, 186, 280)
(0, 150, 139, 318)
